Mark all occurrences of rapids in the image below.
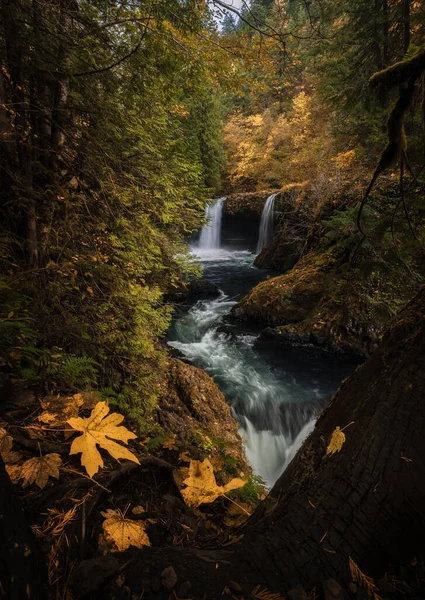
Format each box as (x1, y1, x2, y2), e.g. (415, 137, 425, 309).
(168, 200, 358, 487)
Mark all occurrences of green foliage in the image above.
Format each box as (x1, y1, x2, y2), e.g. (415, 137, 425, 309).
(0, 0, 228, 419)
(227, 474, 265, 504)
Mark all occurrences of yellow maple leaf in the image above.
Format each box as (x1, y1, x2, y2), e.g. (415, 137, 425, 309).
(101, 508, 150, 552)
(19, 453, 62, 489)
(326, 426, 346, 456)
(67, 401, 139, 477)
(181, 458, 247, 508)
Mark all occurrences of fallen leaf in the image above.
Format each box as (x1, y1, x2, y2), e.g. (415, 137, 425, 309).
(19, 453, 62, 489)
(179, 451, 191, 463)
(162, 437, 177, 450)
(131, 505, 145, 515)
(0, 427, 12, 455)
(0, 427, 22, 464)
(67, 401, 140, 477)
(39, 393, 84, 429)
(101, 508, 150, 552)
(6, 463, 22, 482)
(326, 426, 346, 456)
(181, 459, 247, 507)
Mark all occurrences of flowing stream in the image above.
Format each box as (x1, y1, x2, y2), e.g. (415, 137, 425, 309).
(168, 199, 359, 487)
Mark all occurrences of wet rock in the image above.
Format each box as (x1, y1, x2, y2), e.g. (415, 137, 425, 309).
(158, 359, 249, 473)
(233, 250, 334, 327)
(164, 279, 220, 304)
(255, 239, 302, 272)
(161, 566, 178, 590)
(233, 245, 386, 357)
(187, 279, 220, 299)
(72, 555, 120, 596)
(177, 581, 192, 597)
(224, 190, 281, 219)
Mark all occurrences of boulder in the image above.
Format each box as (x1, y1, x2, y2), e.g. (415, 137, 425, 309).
(157, 358, 249, 478)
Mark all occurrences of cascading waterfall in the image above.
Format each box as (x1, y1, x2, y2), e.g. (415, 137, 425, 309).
(256, 192, 278, 254)
(168, 198, 358, 487)
(168, 282, 350, 487)
(198, 197, 226, 250)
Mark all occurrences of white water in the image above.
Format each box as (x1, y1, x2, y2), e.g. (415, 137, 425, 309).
(169, 277, 321, 487)
(257, 192, 278, 254)
(169, 203, 357, 488)
(198, 197, 226, 250)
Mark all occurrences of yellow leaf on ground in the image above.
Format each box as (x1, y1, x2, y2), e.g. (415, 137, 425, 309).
(180, 458, 247, 508)
(19, 453, 62, 489)
(326, 426, 346, 456)
(101, 508, 150, 552)
(67, 401, 139, 477)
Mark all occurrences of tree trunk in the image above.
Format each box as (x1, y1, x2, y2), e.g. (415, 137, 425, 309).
(104, 287, 425, 599)
(0, 457, 48, 599)
(382, 0, 389, 67)
(1, 0, 38, 266)
(51, 0, 74, 157)
(403, 0, 410, 54)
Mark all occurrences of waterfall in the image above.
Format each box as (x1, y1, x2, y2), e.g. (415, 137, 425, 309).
(198, 197, 226, 250)
(257, 192, 278, 254)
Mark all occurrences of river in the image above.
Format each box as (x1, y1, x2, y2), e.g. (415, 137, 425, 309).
(168, 198, 359, 487)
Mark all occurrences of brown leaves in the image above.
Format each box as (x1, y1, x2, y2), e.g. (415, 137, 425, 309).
(68, 401, 139, 477)
(38, 392, 99, 436)
(100, 509, 150, 552)
(18, 453, 62, 489)
(180, 458, 247, 507)
(0, 427, 22, 464)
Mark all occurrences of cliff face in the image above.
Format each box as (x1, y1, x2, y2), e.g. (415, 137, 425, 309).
(233, 249, 385, 357)
(224, 190, 280, 220)
(233, 179, 420, 357)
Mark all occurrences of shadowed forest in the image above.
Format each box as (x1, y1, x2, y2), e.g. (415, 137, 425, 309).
(1, 1, 425, 599)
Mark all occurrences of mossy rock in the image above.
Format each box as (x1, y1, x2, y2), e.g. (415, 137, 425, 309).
(157, 358, 249, 473)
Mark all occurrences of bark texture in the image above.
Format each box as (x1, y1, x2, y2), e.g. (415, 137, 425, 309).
(101, 286, 425, 599)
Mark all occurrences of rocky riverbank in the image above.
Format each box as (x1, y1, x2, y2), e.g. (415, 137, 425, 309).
(230, 178, 421, 357)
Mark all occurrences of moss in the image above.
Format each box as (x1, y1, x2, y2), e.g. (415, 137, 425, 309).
(289, 441, 319, 492)
(157, 358, 250, 474)
(224, 190, 281, 219)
